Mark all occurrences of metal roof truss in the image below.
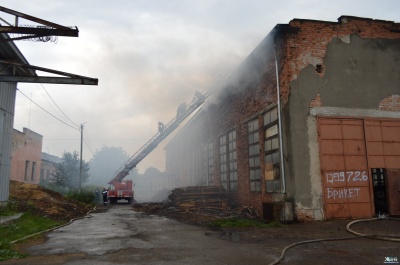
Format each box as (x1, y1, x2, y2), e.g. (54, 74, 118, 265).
(0, 6, 78, 41)
(0, 59, 98, 85)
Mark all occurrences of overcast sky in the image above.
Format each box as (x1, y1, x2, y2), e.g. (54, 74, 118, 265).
(1, 0, 399, 173)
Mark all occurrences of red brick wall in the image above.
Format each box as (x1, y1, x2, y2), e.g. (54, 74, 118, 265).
(10, 128, 43, 184)
(379, 94, 400, 111)
(166, 16, 400, 220)
(203, 37, 278, 215)
(280, 17, 400, 104)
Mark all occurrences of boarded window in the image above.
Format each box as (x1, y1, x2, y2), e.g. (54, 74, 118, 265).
(264, 108, 280, 193)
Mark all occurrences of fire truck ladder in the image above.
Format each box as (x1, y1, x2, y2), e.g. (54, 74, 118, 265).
(109, 90, 209, 185)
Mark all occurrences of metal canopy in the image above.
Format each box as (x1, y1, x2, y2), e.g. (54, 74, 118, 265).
(0, 59, 98, 85)
(0, 6, 78, 41)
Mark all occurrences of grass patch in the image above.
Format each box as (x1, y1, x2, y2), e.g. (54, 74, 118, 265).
(209, 218, 283, 229)
(0, 201, 19, 216)
(0, 213, 64, 261)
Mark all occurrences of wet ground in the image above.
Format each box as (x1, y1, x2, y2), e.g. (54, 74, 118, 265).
(5, 204, 400, 265)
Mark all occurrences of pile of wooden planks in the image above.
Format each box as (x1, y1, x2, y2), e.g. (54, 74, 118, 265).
(168, 186, 228, 210)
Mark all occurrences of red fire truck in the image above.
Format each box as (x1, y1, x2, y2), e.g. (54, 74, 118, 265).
(108, 179, 133, 204)
(107, 91, 208, 204)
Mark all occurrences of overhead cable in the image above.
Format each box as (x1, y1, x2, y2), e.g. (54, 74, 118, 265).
(83, 133, 96, 157)
(17, 88, 79, 131)
(40, 83, 80, 128)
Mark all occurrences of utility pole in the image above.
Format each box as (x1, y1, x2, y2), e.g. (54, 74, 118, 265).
(79, 123, 84, 191)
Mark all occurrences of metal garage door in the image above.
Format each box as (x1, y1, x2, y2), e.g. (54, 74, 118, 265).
(318, 118, 373, 219)
(365, 119, 400, 216)
(387, 169, 400, 215)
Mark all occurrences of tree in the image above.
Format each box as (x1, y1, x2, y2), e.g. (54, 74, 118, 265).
(142, 166, 162, 177)
(88, 146, 137, 187)
(50, 151, 90, 190)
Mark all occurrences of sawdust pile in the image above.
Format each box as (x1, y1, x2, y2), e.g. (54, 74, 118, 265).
(9, 180, 92, 221)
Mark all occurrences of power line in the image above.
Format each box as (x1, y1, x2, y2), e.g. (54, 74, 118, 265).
(36, 84, 70, 125)
(43, 138, 149, 140)
(83, 130, 96, 157)
(17, 88, 80, 131)
(39, 83, 80, 128)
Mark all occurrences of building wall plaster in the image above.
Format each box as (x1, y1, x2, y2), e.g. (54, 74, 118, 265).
(286, 27, 400, 220)
(294, 115, 325, 221)
(165, 16, 400, 221)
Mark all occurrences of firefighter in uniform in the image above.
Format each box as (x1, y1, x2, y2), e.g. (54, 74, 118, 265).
(102, 188, 108, 205)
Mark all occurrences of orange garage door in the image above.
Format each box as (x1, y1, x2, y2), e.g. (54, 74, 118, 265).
(318, 118, 373, 219)
(365, 119, 400, 216)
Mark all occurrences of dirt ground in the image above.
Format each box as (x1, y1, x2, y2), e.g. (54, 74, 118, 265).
(4, 182, 400, 264)
(132, 201, 400, 239)
(8, 180, 93, 221)
(132, 202, 400, 264)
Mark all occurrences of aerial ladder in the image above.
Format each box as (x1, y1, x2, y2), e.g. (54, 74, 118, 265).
(107, 90, 209, 204)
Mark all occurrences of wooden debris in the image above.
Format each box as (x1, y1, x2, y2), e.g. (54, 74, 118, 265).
(168, 186, 228, 210)
(133, 186, 260, 224)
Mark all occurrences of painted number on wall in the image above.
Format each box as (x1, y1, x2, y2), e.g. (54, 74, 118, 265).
(325, 171, 368, 184)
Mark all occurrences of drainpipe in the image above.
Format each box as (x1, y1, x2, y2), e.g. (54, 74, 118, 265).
(274, 36, 286, 194)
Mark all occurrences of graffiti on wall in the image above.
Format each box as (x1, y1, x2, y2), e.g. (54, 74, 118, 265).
(327, 187, 361, 199)
(325, 171, 368, 184)
(324, 170, 369, 201)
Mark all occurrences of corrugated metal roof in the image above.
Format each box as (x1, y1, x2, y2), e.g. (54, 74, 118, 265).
(42, 152, 62, 164)
(0, 31, 32, 203)
(0, 31, 36, 77)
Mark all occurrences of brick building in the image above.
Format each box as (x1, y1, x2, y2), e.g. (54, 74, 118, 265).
(0, 7, 98, 205)
(40, 152, 61, 186)
(0, 33, 35, 204)
(164, 16, 400, 221)
(10, 128, 43, 184)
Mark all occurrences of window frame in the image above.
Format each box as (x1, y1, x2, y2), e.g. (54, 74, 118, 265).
(248, 119, 261, 193)
(24, 160, 30, 181)
(31, 161, 36, 181)
(264, 107, 281, 193)
(228, 130, 238, 192)
(219, 130, 237, 192)
(219, 134, 228, 191)
(203, 141, 214, 185)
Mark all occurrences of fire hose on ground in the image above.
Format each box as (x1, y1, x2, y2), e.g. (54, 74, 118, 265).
(7, 206, 400, 263)
(268, 216, 400, 265)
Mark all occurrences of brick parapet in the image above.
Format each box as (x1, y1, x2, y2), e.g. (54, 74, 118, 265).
(279, 16, 400, 104)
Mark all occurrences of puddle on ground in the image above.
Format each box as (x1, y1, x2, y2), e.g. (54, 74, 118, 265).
(220, 231, 243, 242)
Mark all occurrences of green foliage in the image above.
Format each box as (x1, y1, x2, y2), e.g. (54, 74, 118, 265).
(50, 151, 90, 190)
(45, 184, 69, 195)
(142, 166, 162, 177)
(66, 189, 95, 204)
(0, 201, 19, 216)
(83, 184, 101, 191)
(88, 146, 131, 187)
(0, 246, 26, 261)
(24, 200, 36, 214)
(209, 218, 283, 229)
(0, 213, 63, 261)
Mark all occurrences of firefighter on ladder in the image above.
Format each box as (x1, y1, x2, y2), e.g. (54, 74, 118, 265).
(158, 122, 165, 134)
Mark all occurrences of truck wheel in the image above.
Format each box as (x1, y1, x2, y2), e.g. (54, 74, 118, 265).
(127, 198, 132, 204)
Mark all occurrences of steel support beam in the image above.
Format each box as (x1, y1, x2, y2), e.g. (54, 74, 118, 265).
(0, 76, 97, 85)
(0, 59, 98, 85)
(0, 6, 79, 41)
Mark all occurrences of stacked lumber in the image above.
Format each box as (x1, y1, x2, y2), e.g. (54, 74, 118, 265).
(168, 186, 228, 210)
